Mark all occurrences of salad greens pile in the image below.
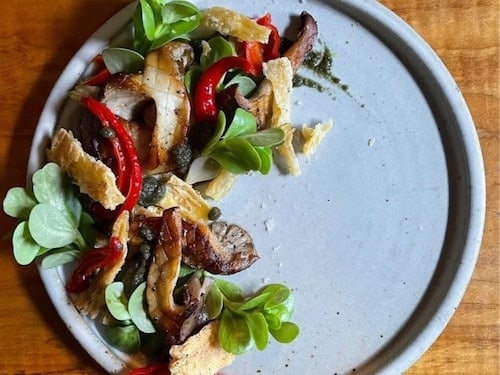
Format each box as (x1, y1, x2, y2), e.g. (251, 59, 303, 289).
(201, 109, 284, 175)
(206, 279, 299, 354)
(3, 163, 94, 268)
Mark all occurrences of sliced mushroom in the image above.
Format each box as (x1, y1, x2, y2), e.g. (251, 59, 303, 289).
(178, 275, 213, 342)
(145, 207, 216, 345)
(101, 73, 150, 121)
(283, 11, 319, 72)
(142, 42, 194, 174)
(182, 219, 259, 275)
(146, 207, 185, 344)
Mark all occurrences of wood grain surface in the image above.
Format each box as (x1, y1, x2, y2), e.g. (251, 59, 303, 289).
(0, 1, 497, 374)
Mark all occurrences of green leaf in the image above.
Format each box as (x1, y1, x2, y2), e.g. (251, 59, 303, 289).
(201, 36, 235, 70)
(28, 203, 77, 248)
(3, 187, 37, 219)
(223, 108, 257, 139)
(224, 74, 257, 96)
(129, 282, 156, 334)
(162, 0, 200, 24)
(12, 221, 41, 265)
(202, 111, 227, 156)
(139, 0, 156, 41)
(238, 292, 270, 311)
(32, 163, 81, 227)
(105, 282, 131, 322)
(246, 312, 269, 351)
(265, 312, 282, 330)
(78, 211, 95, 249)
(32, 163, 66, 209)
(206, 283, 224, 319)
(102, 47, 145, 74)
(215, 279, 243, 301)
(218, 309, 253, 355)
(150, 1, 201, 50)
(241, 128, 285, 147)
(263, 284, 291, 309)
(213, 138, 262, 172)
(102, 324, 141, 353)
(269, 321, 300, 344)
(184, 66, 202, 95)
(40, 247, 80, 269)
(255, 147, 272, 174)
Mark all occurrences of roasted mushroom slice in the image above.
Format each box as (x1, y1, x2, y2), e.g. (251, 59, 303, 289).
(142, 42, 194, 173)
(283, 11, 319, 71)
(101, 73, 150, 121)
(182, 219, 259, 275)
(146, 207, 185, 344)
(178, 274, 213, 342)
(146, 207, 215, 345)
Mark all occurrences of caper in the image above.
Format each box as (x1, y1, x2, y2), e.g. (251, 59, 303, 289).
(99, 127, 116, 138)
(208, 206, 222, 221)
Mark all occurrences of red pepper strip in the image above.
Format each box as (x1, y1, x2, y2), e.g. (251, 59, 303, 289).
(81, 96, 143, 213)
(240, 13, 281, 75)
(194, 56, 256, 124)
(66, 237, 123, 293)
(81, 55, 111, 86)
(129, 363, 170, 375)
(108, 137, 127, 193)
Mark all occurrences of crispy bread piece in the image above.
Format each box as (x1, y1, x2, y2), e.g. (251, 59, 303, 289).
(46, 128, 125, 210)
(169, 321, 234, 375)
(263, 58, 301, 176)
(201, 6, 270, 43)
(302, 120, 333, 157)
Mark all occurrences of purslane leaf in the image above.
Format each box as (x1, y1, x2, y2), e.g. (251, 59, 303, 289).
(215, 279, 243, 301)
(102, 324, 141, 353)
(102, 47, 145, 74)
(269, 321, 300, 344)
(12, 221, 41, 266)
(3, 187, 37, 220)
(241, 128, 285, 147)
(32, 163, 68, 210)
(139, 0, 156, 41)
(219, 309, 253, 355)
(223, 108, 256, 139)
(129, 282, 156, 334)
(254, 147, 272, 174)
(245, 312, 269, 351)
(238, 292, 270, 311)
(206, 283, 224, 319)
(105, 282, 131, 322)
(28, 203, 77, 248)
(40, 247, 80, 269)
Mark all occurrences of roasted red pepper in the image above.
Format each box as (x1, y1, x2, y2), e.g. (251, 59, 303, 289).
(81, 55, 111, 86)
(81, 96, 143, 213)
(194, 56, 255, 124)
(66, 237, 123, 293)
(240, 13, 281, 75)
(129, 363, 170, 375)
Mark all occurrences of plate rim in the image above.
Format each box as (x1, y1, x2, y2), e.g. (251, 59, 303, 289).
(27, 1, 486, 374)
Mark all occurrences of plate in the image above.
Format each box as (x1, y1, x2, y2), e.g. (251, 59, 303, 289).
(28, 0, 486, 374)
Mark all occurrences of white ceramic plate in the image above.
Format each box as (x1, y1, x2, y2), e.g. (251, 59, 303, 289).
(29, 1, 486, 374)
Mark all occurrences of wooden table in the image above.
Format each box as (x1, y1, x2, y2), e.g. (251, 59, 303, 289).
(0, 1, 497, 374)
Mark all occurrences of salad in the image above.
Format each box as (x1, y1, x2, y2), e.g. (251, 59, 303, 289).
(3, 1, 332, 374)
